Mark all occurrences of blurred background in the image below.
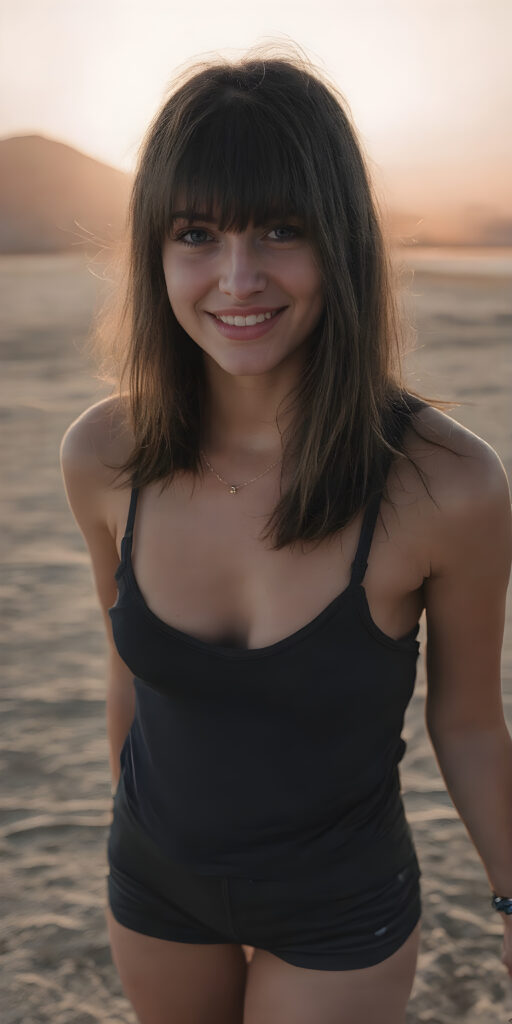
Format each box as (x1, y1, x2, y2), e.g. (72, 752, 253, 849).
(1, 1, 511, 1021)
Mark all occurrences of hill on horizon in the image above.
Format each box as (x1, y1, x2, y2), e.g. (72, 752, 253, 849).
(0, 135, 131, 255)
(1, 134, 511, 253)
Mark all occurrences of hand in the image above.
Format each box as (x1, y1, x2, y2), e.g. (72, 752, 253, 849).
(501, 915, 512, 977)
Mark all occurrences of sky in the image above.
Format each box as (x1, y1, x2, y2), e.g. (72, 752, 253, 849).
(1, 0, 511, 222)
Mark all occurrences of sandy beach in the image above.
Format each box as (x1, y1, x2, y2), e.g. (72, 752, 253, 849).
(1, 248, 511, 1023)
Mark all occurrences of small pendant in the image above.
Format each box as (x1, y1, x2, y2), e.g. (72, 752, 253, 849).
(229, 485, 238, 495)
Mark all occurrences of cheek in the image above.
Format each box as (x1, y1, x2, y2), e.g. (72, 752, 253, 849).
(286, 255, 323, 305)
(163, 263, 200, 316)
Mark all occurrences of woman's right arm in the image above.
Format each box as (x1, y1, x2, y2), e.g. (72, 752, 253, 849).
(59, 402, 135, 793)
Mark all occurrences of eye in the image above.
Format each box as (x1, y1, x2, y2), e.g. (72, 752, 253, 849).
(175, 228, 213, 247)
(266, 225, 302, 242)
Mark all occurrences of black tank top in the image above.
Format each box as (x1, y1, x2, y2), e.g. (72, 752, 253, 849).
(109, 402, 422, 885)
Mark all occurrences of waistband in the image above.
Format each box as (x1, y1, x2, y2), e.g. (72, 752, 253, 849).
(114, 771, 419, 890)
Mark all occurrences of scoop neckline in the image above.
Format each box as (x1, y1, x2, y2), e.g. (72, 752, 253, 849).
(112, 548, 419, 659)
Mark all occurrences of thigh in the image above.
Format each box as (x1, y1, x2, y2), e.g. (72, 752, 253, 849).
(106, 906, 248, 1024)
(243, 919, 421, 1024)
(107, 775, 236, 944)
(105, 779, 249, 1022)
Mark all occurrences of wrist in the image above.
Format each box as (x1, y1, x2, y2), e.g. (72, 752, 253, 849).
(491, 892, 512, 915)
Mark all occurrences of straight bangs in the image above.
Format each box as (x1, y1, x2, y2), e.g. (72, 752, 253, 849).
(89, 47, 450, 546)
(153, 98, 320, 243)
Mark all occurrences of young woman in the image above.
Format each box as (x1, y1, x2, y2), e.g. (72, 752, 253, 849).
(60, 44, 512, 1024)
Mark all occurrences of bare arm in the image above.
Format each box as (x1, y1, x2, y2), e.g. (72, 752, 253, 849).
(59, 401, 134, 792)
(424, 436, 512, 896)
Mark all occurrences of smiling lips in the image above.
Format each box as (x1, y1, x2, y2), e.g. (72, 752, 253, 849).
(215, 310, 281, 326)
(207, 306, 287, 339)
(209, 305, 285, 324)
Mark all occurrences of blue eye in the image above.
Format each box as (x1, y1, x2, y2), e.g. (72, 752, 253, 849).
(176, 228, 212, 248)
(267, 225, 301, 241)
(173, 223, 302, 247)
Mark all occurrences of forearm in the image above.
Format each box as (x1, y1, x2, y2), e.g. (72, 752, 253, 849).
(428, 724, 512, 895)
(106, 657, 135, 791)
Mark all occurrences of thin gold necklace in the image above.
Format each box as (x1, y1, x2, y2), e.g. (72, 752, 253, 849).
(200, 449, 282, 495)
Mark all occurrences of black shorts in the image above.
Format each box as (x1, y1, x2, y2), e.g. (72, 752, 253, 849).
(106, 774, 422, 971)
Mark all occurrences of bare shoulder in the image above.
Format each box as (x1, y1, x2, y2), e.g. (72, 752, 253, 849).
(59, 393, 134, 535)
(60, 392, 132, 469)
(404, 403, 510, 509)
(60, 395, 139, 662)
(401, 403, 511, 573)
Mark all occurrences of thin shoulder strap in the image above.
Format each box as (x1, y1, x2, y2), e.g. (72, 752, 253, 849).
(350, 394, 415, 586)
(120, 486, 139, 562)
(350, 491, 383, 587)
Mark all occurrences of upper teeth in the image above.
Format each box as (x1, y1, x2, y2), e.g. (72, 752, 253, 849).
(215, 310, 279, 326)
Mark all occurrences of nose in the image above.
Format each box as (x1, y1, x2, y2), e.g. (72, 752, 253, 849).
(218, 236, 267, 299)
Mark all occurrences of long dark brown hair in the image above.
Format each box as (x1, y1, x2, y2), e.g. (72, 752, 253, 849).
(86, 41, 453, 551)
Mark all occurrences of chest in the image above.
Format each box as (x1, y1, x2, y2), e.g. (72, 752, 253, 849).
(114, 473, 425, 650)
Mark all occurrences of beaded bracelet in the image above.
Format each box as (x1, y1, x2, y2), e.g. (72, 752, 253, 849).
(491, 892, 512, 914)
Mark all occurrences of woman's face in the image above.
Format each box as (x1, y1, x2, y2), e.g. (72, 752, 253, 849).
(161, 212, 324, 377)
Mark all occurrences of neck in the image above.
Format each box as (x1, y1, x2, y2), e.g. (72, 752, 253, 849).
(201, 346, 305, 458)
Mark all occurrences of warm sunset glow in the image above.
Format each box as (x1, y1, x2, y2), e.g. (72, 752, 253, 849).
(2, 0, 511, 242)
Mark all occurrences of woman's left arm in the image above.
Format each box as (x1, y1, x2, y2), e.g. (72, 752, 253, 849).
(423, 440, 512, 973)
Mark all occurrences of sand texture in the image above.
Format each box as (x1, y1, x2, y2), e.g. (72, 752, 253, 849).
(1, 250, 511, 1022)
